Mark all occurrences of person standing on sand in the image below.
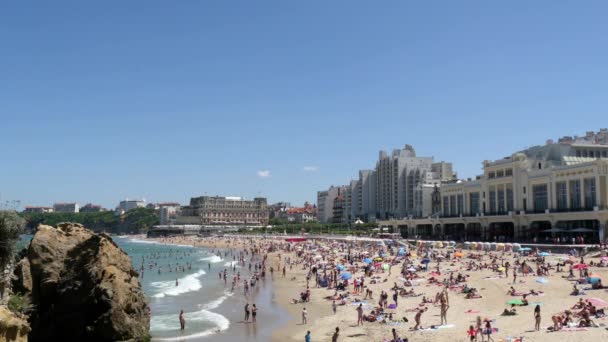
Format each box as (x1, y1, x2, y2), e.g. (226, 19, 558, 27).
(440, 296, 449, 325)
(244, 303, 250, 322)
(332, 327, 339, 342)
(356, 303, 364, 326)
(392, 328, 399, 341)
(534, 304, 541, 331)
(332, 300, 337, 315)
(414, 307, 426, 330)
(305, 331, 311, 342)
(252, 304, 257, 323)
(179, 310, 185, 331)
(302, 307, 308, 324)
(512, 270, 517, 284)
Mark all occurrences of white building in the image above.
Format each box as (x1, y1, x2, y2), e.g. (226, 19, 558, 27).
(159, 202, 181, 225)
(117, 199, 146, 213)
(53, 203, 79, 213)
(317, 186, 342, 223)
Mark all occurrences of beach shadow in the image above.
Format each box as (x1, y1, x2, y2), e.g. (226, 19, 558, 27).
(347, 333, 367, 337)
(524, 330, 536, 333)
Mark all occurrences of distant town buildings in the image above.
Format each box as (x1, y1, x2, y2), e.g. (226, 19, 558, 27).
(23, 206, 54, 213)
(317, 145, 454, 223)
(80, 203, 106, 212)
(176, 196, 269, 226)
(53, 203, 80, 213)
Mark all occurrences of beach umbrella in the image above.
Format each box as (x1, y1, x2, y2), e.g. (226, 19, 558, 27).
(587, 276, 601, 284)
(314, 255, 323, 260)
(421, 258, 431, 264)
(539, 252, 551, 257)
(587, 298, 608, 308)
(336, 264, 345, 271)
(600, 256, 608, 261)
(519, 247, 531, 252)
(454, 252, 464, 258)
(407, 267, 416, 272)
(382, 263, 390, 270)
(340, 272, 352, 280)
(536, 277, 548, 284)
(363, 258, 373, 264)
(506, 299, 524, 305)
(573, 263, 588, 270)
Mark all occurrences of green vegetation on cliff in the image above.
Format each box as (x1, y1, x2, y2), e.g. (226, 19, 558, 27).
(20, 208, 159, 234)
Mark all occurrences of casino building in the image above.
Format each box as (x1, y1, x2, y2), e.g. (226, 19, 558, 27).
(176, 195, 269, 226)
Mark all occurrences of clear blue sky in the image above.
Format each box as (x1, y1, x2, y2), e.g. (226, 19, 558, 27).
(1, 1, 607, 209)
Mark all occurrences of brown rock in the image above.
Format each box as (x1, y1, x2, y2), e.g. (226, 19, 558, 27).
(12, 223, 150, 341)
(0, 306, 30, 342)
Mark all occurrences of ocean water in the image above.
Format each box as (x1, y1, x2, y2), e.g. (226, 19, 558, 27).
(115, 237, 291, 341)
(114, 237, 234, 340)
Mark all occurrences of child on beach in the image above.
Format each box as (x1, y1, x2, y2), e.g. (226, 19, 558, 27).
(467, 325, 476, 341)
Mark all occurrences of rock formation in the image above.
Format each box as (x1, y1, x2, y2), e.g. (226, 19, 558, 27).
(0, 306, 30, 342)
(12, 223, 150, 341)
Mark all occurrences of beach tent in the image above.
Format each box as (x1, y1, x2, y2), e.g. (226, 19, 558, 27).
(340, 272, 352, 280)
(490, 242, 497, 251)
(454, 252, 464, 258)
(512, 243, 521, 252)
(449, 241, 456, 247)
(504, 243, 513, 252)
(476, 243, 484, 251)
(539, 252, 551, 257)
(496, 243, 504, 252)
(464, 242, 471, 250)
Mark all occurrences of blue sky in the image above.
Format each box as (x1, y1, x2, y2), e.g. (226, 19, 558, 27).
(1, 1, 607, 209)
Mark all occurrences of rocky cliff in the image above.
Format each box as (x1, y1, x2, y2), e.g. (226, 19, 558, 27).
(12, 223, 150, 341)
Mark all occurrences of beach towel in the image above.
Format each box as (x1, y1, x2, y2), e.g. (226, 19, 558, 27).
(560, 327, 588, 332)
(465, 310, 480, 314)
(420, 324, 455, 331)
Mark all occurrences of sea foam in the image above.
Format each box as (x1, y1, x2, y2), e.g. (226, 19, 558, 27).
(151, 269, 206, 299)
(200, 255, 223, 263)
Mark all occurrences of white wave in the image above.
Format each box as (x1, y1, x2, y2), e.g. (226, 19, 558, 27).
(199, 291, 233, 311)
(151, 309, 230, 341)
(200, 255, 222, 263)
(128, 238, 194, 249)
(223, 261, 238, 267)
(152, 269, 206, 299)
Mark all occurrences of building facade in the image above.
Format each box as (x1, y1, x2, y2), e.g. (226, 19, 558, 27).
(159, 202, 181, 225)
(316, 145, 452, 223)
(117, 199, 146, 213)
(53, 203, 79, 213)
(23, 206, 54, 213)
(379, 130, 608, 243)
(176, 196, 269, 226)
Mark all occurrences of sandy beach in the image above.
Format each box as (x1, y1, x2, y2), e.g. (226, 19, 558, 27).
(140, 235, 608, 342)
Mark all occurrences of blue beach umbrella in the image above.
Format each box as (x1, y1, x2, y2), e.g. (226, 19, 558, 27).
(336, 264, 345, 271)
(340, 272, 352, 280)
(421, 258, 431, 264)
(363, 258, 373, 264)
(539, 252, 551, 257)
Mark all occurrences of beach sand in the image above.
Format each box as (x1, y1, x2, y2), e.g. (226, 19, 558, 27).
(141, 235, 608, 342)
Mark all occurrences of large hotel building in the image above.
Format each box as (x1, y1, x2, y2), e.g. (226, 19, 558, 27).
(176, 196, 269, 226)
(319, 129, 608, 242)
(379, 130, 608, 243)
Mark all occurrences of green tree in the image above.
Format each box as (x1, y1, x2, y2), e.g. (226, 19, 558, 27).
(0, 211, 25, 271)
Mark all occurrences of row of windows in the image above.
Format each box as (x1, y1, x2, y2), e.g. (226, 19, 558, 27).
(488, 168, 513, 179)
(442, 177, 597, 215)
(575, 149, 608, 158)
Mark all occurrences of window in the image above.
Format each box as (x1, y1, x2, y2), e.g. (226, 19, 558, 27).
(584, 178, 597, 209)
(443, 196, 449, 216)
(569, 180, 581, 209)
(505, 168, 513, 176)
(497, 185, 505, 213)
(489, 186, 496, 214)
(556, 181, 568, 210)
(469, 192, 480, 215)
(496, 170, 504, 178)
(488, 171, 496, 179)
(523, 186, 526, 194)
(457, 194, 464, 215)
(532, 184, 548, 212)
(506, 184, 514, 212)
